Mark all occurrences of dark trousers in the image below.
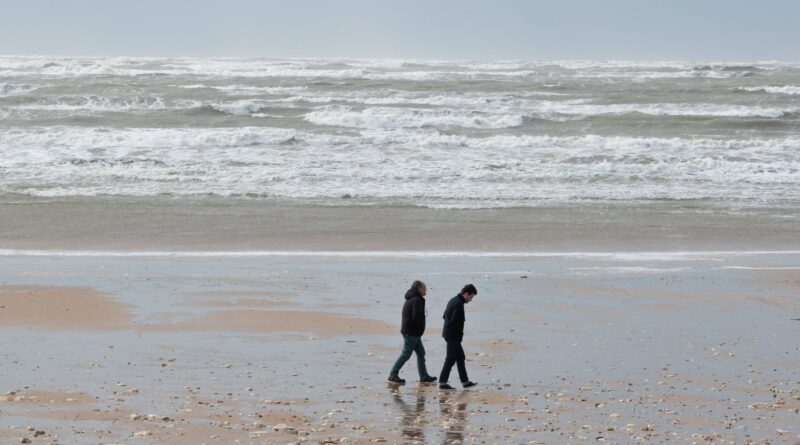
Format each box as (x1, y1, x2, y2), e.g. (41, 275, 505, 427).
(439, 340, 468, 383)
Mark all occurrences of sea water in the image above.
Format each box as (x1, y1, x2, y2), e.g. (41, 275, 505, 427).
(1, 56, 799, 209)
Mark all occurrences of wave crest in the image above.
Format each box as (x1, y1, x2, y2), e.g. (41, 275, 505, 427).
(304, 106, 524, 129)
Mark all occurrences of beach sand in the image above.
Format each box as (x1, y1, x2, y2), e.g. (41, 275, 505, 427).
(3, 197, 800, 252)
(2, 252, 799, 444)
(4, 53, 800, 445)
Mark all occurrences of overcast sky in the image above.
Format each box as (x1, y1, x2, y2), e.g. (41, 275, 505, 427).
(1, 0, 798, 61)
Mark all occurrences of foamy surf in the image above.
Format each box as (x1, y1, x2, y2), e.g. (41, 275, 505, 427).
(2, 56, 800, 209)
(736, 85, 800, 95)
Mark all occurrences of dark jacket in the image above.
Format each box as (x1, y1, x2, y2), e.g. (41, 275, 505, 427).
(442, 294, 466, 343)
(400, 288, 426, 337)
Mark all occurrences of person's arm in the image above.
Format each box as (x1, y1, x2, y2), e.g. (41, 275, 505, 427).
(444, 301, 457, 323)
(411, 299, 425, 330)
(455, 303, 465, 336)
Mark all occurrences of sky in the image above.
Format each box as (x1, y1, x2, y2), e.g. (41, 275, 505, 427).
(1, 0, 798, 61)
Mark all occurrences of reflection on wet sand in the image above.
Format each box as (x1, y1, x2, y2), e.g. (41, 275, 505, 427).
(389, 384, 470, 444)
(391, 384, 428, 443)
(439, 391, 468, 445)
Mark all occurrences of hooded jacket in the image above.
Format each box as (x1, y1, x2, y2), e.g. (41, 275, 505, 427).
(400, 287, 426, 337)
(442, 294, 466, 342)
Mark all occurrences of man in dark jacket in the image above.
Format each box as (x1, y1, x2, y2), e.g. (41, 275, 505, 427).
(438, 284, 478, 389)
(388, 280, 437, 384)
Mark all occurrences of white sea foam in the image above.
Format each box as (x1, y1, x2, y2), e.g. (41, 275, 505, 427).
(3, 56, 793, 81)
(215, 85, 308, 95)
(571, 69, 751, 80)
(2, 126, 800, 206)
(12, 95, 198, 112)
(736, 85, 800, 95)
(0, 126, 309, 150)
(207, 90, 792, 119)
(211, 100, 273, 115)
(4, 126, 799, 154)
(6, 93, 788, 120)
(2, 56, 800, 208)
(530, 101, 793, 118)
(269, 91, 576, 109)
(304, 106, 524, 129)
(0, 83, 41, 96)
(179, 84, 308, 95)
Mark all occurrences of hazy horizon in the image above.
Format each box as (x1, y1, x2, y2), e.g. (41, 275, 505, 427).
(2, 54, 799, 64)
(2, 0, 799, 60)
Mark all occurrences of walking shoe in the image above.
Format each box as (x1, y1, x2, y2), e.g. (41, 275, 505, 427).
(387, 376, 406, 384)
(462, 381, 477, 388)
(439, 383, 455, 390)
(420, 376, 437, 383)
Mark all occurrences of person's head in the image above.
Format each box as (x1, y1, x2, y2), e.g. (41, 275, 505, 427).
(412, 280, 427, 297)
(461, 284, 477, 303)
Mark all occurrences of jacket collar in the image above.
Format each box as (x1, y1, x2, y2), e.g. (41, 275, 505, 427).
(406, 288, 422, 300)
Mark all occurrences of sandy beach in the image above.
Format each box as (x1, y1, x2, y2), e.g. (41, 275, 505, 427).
(3, 52, 800, 445)
(2, 251, 799, 444)
(4, 0, 800, 438)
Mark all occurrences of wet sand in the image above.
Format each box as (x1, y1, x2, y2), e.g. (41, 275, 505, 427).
(3, 196, 800, 252)
(1, 253, 799, 444)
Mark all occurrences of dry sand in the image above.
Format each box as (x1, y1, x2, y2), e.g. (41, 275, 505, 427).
(0, 286, 131, 330)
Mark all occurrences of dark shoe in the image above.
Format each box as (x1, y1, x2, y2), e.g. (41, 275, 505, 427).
(439, 383, 455, 390)
(388, 376, 406, 384)
(462, 381, 477, 388)
(420, 376, 437, 383)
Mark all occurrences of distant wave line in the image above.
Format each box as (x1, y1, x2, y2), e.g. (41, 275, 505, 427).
(2, 249, 800, 260)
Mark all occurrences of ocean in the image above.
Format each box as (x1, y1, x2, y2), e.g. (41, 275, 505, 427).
(1, 56, 799, 209)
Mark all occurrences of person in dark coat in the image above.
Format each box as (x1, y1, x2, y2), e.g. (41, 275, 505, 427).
(388, 280, 437, 384)
(438, 284, 478, 389)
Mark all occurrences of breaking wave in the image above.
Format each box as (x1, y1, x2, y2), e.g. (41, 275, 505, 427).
(2, 126, 800, 207)
(2, 56, 800, 208)
(736, 85, 800, 95)
(0, 83, 41, 96)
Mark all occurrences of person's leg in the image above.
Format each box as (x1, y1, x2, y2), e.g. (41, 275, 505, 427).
(389, 335, 417, 378)
(413, 337, 431, 379)
(455, 342, 469, 383)
(439, 340, 457, 383)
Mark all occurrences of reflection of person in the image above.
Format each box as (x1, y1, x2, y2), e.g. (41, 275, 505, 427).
(439, 390, 468, 444)
(391, 385, 428, 442)
(389, 280, 437, 384)
(438, 284, 478, 390)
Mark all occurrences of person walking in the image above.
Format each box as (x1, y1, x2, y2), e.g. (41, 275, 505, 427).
(388, 280, 437, 384)
(438, 284, 478, 390)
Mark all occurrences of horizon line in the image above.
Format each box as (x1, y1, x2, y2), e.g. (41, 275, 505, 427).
(2, 54, 800, 65)
(2, 249, 800, 259)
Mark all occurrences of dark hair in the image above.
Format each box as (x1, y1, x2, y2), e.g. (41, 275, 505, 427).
(411, 280, 426, 291)
(461, 284, 477, 295)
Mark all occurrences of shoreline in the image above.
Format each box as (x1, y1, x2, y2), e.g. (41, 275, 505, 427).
(4, 248, 800, 257)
